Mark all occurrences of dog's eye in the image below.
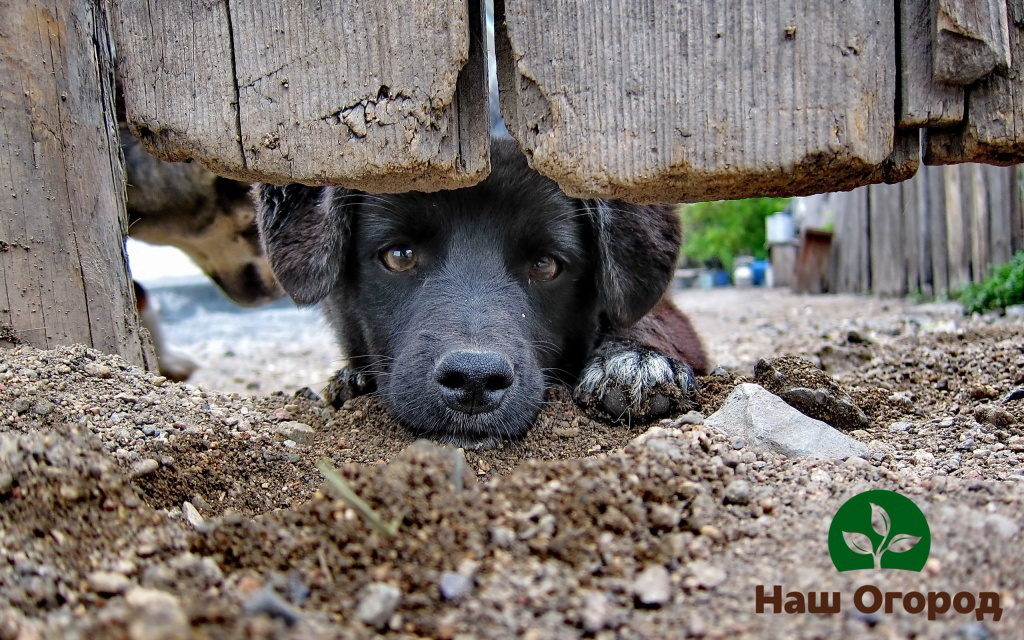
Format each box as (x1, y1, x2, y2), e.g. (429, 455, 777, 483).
(529, 255, 561, 282)
(380, 246, 417, 272)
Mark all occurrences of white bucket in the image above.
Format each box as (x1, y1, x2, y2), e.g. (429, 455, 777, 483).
(765, 212, 795, 245)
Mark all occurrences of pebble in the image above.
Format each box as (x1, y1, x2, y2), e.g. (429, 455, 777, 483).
(676, 411, 704, 425)
(242, 586, 302, 626)
(276, 421, 315, 446)
(1003, 387, 1024, 403)
(31, 400, 54, 416)
(723, 479, 752, 505)
(709, 366, 730, 377)
(912, 450, 935, 465)
(581, 591, 612, 632)
(130, 458, 160, 477)
(355, 583, 401, 629)
(87, 570, 131, 595)
(688, 561, 727, 588)
(632, 565, 671, 607)
(181, 502, 205, 530)
(888, 421, 912, 433)
(438, 572, 471, 601)
(124, 587, 188, 640)
(83, 363, 112, 378)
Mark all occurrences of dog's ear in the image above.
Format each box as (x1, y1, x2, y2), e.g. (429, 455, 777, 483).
(254, 183, 356, 305)
(588, 200, 681, 328)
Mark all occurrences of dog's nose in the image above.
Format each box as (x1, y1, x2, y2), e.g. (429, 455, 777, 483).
(434, 350, 514, 414)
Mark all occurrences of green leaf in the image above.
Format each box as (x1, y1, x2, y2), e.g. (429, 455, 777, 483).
(842, 531, 874, 555)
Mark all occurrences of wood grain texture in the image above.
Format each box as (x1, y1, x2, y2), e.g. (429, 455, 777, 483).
(869, 182, 906, 296)
(899, 0, 964, 128)
(0, 0, 152, 366)
(112, 0, 490, 190)
(497, 0, 899, 203)
(933, 0, 1011, 85)
(926, 0, 1024, 164)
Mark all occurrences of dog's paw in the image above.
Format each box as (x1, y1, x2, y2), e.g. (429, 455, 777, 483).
(574, 342, 697, 422)
(324, 368, 376, 409)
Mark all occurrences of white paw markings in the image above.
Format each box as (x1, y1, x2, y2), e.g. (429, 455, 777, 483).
(575, 346, 695, 420)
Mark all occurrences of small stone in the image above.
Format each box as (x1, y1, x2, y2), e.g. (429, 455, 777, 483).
(974, 405, 1014, 428)
(12, 398, 31, 414)
(124, 587, 188, 640)
(131, 459, 160, 477)
(87, 571, 131, 595)
(438, 572, 471, 601)
(276, 421, 315, 446)
(356, 583, 401, 629)
(632, 565, 671, 607)
(723, 479, 752, 505)
(1003, 387, 1024, 403)
(553, 426, 580, 438)
(84, 362, 112, 378)
(490, 526, 515, 548)
(242, 586, 302, 626)
(888, 421, 912, 432)
(709, 366, 730, 377)
(581, 591, 611, 632)
(676, 411, 704, 425)
(912, 450, 935, 466)
(649, 504, 681, 528)
(151, 376, 167, 387)
(182, 502, 205, 530)
(31, 400, 54, 416)
(688, 560, 727, 588)
(705, 384, 869, 460)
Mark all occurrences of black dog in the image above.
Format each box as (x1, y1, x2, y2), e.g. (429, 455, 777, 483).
(256, 138, 707, 446)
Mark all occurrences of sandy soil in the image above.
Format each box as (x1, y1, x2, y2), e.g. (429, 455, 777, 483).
(1, 288, 1022, 639)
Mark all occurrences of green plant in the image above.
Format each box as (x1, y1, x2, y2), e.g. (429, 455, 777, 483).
(958, 252, 1024, 314)
(678, 197, 790, 272)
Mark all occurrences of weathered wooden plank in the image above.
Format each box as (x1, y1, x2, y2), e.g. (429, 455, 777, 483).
(851, 187, 868, 292)
(869, 182, 906, 296)
(965, 164, 992, 281)
(1012, 165, 1024, 253)
(926, 0, 1024, 164)
(901, 178, 921, 295)
(497, 0, 898, 202)
(943, 166, 973, 288)
(112, 0, 490, 190)
(828, 191, 851, 291)
(0, 0, 151, 366)
(914, 165, 934, 297)
(985, 166, 1014, 267)
(925, 164, 951, 295)
(899, 0, 964, 128)
(933, 0, 1012, 85)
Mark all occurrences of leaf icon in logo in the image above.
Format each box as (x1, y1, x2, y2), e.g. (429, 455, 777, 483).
(842, 531, 874, 555)
(870, 502, 891, 538)
(884, 533, 921, 554)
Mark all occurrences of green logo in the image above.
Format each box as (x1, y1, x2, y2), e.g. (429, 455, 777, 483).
(828, 490, 930, 572)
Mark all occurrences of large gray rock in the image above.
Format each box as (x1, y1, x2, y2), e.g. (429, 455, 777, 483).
(705, 384, 870, 460)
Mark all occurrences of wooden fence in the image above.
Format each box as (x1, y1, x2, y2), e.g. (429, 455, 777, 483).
(828, 163, 1024, 297)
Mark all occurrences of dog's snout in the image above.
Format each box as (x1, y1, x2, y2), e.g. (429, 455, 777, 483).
(435, 350, 514, 414)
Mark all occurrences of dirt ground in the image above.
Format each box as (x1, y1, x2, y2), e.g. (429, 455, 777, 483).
(1, 288, 1022, 639)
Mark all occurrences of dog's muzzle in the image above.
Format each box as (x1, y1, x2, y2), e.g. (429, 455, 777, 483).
(434, 349, 514, 415)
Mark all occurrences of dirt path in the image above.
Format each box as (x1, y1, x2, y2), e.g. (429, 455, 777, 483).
(1, 288, 1021, 639)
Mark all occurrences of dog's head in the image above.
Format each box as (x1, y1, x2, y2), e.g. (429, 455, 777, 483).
(170, 178, 283, 307)
(255, 139, 680, 445)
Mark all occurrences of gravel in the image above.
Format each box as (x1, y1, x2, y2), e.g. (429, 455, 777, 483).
(1, 288, 1022, 638)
